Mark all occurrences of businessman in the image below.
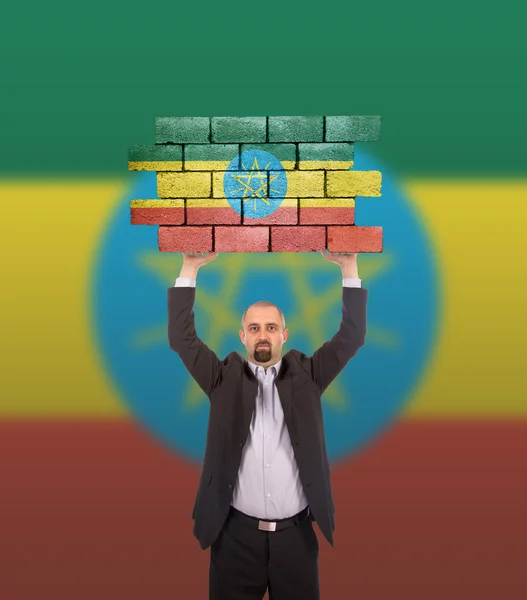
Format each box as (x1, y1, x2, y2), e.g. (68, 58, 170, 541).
(168, 251, 368, 600)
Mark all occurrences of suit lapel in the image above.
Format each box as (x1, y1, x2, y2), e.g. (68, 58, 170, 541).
(241, 359, 258, 430)
(275, 362, 295, 442)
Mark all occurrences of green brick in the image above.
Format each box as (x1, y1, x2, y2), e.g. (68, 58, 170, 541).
(268, 116, 323, 142)
(325, 116, 381, 142)
(156, 117, 210, 143)
(184, 144, 240, 170)
(211, 117, 266, 143)
(129, 144, 182, 162)
(298, 143, 354, 164)
(241, 144, 296, 169)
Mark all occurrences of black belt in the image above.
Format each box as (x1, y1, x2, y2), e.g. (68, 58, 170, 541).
(228, 505, 311, 532)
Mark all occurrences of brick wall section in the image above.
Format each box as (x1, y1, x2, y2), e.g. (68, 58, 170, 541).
(271, 226, 326, 252)
(215, 226, 269, 252)
(327, 226, 383, 252)
(130, 116, 383, 252)
(158, 226, 212, 252)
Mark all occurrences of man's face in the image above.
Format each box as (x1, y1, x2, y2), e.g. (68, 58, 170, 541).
(239, 305, 288, 366)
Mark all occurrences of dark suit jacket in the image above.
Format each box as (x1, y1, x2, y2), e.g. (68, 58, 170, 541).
(168, 284, 368, 550)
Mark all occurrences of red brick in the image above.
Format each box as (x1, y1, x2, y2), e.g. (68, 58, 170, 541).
(271, 226, 326, 251)
(131, 207, 184, 225)
(158, 226, 212, 252)
(299, 206, 355, 225)
(327, 226, 383, 252)
(214, 226, 269, 252)
(187, 206, 241, 225)
(243, 207, 297, 225)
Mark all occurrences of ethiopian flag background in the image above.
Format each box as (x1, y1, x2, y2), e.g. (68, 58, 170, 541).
(1, 2, 526, 599)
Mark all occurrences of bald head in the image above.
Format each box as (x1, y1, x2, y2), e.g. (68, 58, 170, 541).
(241, 301, 285, 330)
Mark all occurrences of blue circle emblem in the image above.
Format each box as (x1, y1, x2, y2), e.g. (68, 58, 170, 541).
(92, 147, 441, 464)
(223, 149, 287, 219)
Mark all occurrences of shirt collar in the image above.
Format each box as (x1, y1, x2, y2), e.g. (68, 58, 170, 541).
(248, 357, 282, 377)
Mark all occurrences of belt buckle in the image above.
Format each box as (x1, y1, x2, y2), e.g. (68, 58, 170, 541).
(258, 520, 276, 532)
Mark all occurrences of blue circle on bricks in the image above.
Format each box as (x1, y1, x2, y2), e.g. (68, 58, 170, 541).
(92, 147, 441, 464)
(223, 149, 287, 219)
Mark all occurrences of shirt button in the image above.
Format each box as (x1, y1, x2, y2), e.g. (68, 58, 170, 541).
(266, 464, 270, 468)
(266, 435, 270, 439)
(267, 493, 271, 498)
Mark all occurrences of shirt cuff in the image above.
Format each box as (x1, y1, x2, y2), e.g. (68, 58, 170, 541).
(174, 277, 196, 287)
(342, 277, 362, 288)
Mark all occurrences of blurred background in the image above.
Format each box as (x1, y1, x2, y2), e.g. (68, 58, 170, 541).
(1, 2, 526, 599)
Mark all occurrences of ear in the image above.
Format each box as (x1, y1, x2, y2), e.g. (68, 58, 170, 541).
(239, 329, 245, 344)
(282, 328, 289, 344)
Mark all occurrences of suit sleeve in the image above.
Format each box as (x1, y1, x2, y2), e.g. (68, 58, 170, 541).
(167, 286, 222, 397)
(301, 286, 368, 394)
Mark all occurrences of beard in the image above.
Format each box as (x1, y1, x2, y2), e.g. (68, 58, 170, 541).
(254, 344, 272, 363)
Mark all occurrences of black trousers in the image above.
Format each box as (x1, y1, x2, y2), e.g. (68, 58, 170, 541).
(209, 508, 320, 600)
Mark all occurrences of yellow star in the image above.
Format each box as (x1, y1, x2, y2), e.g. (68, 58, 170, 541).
(231, 157, 277, 212)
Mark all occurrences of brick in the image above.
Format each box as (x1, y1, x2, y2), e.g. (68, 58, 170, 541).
(299, 199, 355, 225)
(157, 172, 211, 198)
(270, 170, 323, 198)
(187, 199, 241, 225)
(241, 144, 296, 169)
(271, 226, 326, 251)
(158, 226, 212, 252)
(325, 116, 381, 142)
(298, 143, 354, 170)
(243, 198, 297, 225)
(156, 117, 210, 143)
(214, 226, 269, 252)
(327, 226, 383, 252)
(184, 144, 240, 171)
(130, 199, 184, 225)
(268, 116, 323, 142)
(211, 117, 266, 143)
(326, 171, 382, 197)
(128, 145, 183, 171)
(212, 171, 231, 198)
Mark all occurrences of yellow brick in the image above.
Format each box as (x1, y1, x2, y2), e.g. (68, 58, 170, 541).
(298, 160, 354, 170)
(157, 172, 211, 198)
(299, 198, 356, 208)
(128, 161, 182, 171)
(185, 161, 231, 171)
(326, 171, 382, 197)
(187, 198, 232, 208)
(284, 171, 324, 197)
(130, 199, 184, 208)
(212, 172, 228, 198)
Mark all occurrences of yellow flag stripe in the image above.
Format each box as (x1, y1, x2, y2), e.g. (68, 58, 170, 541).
(1, 179, 526, 418)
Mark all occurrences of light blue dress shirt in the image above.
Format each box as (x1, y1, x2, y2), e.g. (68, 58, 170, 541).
(174, 275, 362, 519)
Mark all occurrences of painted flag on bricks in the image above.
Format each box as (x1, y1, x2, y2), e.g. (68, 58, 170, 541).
(129, 116, 383, 252)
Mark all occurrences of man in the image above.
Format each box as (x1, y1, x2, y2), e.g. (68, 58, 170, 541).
(168, 250, 368, 600)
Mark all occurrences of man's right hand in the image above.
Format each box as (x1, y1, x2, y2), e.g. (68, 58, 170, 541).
(179, 251, 218, 279)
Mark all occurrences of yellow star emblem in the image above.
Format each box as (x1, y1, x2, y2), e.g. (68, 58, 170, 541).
(230, 157, 281, 212)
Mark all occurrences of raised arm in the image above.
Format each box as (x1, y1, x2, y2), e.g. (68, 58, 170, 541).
(168, 251, 222, 397)
(298, 252, 368, 394)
